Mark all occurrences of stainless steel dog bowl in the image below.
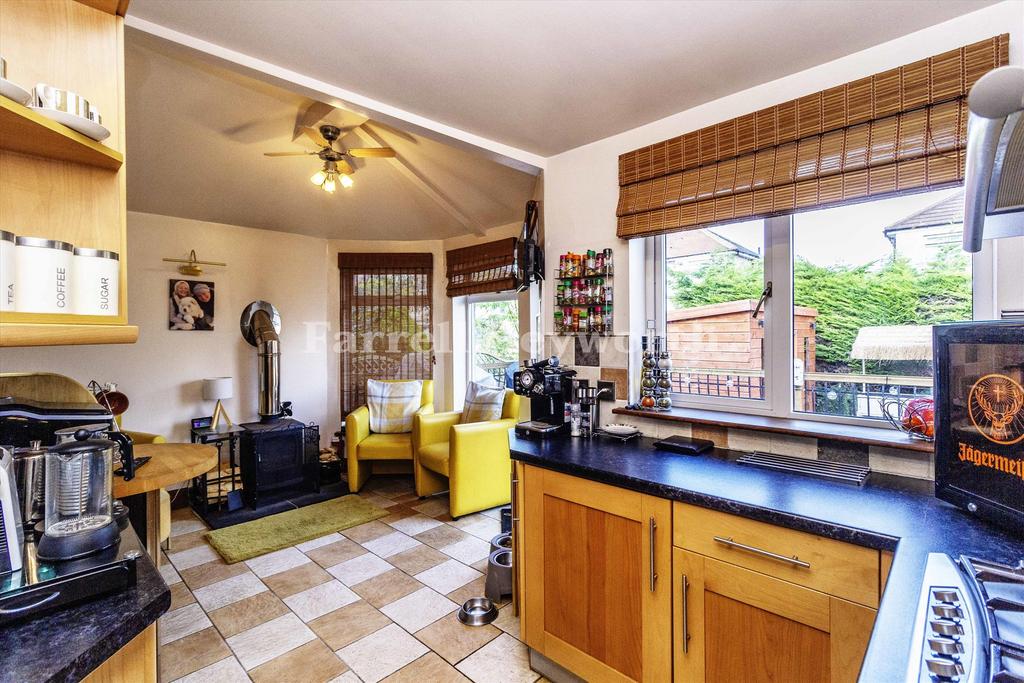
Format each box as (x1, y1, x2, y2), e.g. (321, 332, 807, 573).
(458, 597, 498, 626)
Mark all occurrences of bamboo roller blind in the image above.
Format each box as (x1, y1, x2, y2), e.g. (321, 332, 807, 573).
(445, 237, 518, 297)
(617, 34, 1009, 239)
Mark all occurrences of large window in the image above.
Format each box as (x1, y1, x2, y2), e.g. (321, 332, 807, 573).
(657, 187, 979, 426)
(467, 294, 519, 388)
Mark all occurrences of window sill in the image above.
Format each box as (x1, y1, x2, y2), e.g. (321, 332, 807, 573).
(611, 406, 933, 453)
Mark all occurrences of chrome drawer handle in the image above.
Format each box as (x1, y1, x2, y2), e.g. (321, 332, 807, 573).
(713, 536, 811, 569)
(649, 517, 658, 592)
(681, 573, 690, 654)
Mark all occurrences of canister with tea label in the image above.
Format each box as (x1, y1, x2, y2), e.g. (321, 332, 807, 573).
(0, 230, 14, 311)
(72, 247, 118, 315)
(14, 236, 73, 313)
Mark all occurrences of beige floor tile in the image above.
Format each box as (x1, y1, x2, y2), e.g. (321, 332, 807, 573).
(411, 497, 450, 518)
(446, 576, 487, 606)
(168, 544, 220, 571)
(381, 586, 459, 632)
(388, 544, 449, 575)
(328, 672, 361, 683)
(414, 524, 473, 549)
(171, 506, 199, 522)
(160, 561, 182, 586)
(493, 604, 521, 640)
(170, 655, 249, 683)
(263, 562, 333, 598)
(208, 591, 291, 639)
(284, 580, 360, 622)
(439, 537, 491, 565)
(415, 559, 482, 595)
(342, 520, 394, 544)
(361, 531, 422, 558)
(455, 515, 502, 542)
(309, 600, 391, 651)
(226, 613, 317, 670)
(305, 538, 367, 568)
(351, 569, 424, 608)
(245, 547, 311, 578)
(379, 506, 419, 526)
(194, 571, 268, 612)
(337, 623, 428, 683)
(327, 552, 393, 587)
(455, 633, 538, 683)
(414, 611, 500, 665)
(180, 559, 249, 591)
(471, 558, 490, 573)
(383, 652, 470, 682)
(170, 517, 208, 537)
(249, 638, 347, 683)
(159, 603, 212, 646)
(387, 513, 444, 536)
(479, 507, 504, 521)
(169, 582, 196, 611)
(159, 627, 232, 683)
(168, 529, 212, 553)
(296, 532, 345, 553)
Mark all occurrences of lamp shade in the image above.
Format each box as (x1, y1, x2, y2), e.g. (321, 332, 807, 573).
(202, 377, 233, 401)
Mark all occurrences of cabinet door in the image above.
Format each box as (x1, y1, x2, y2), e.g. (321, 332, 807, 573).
(674, 550, 875, 683)
(522, 465, 671, 682)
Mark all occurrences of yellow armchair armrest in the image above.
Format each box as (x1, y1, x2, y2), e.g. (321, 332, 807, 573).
(345, 406, 370, 462)
(414, 411, 461, 452)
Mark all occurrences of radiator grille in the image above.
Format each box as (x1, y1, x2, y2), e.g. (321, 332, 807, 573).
(737, 452, 870, 486)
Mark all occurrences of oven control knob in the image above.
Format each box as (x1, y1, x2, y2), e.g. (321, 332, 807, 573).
(925, 658, 964, 678)
(931, 589, 959, 603)
(927, 637, 964, 656)
(931, 604, 964, 619)
(930, 619, 964, 636)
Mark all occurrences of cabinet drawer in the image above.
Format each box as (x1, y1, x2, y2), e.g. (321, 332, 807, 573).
(673, 502, 879, 607)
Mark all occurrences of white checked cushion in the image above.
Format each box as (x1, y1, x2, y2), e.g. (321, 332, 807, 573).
(367, 379, 423, 434)
(461, 382, 506, 424)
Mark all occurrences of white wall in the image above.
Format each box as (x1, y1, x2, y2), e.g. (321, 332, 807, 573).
(543, 1, 1024, 339)
(0, 212, 332, 443)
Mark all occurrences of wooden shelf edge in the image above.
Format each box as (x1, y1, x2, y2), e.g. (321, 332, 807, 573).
(612, 406, 934, 453)
(0, 323, 138, 347)
(0, 96, 123, 170)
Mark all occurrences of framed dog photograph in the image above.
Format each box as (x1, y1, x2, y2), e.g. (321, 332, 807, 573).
(169, 279, 215, 331)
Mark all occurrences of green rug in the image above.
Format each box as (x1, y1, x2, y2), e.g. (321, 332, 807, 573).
(205, 495, 388, 564)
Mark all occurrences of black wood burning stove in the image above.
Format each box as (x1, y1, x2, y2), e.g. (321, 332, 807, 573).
(239, 419, 320, 507)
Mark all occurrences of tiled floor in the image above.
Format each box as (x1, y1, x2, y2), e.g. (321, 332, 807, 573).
(158, 478, 540, 683)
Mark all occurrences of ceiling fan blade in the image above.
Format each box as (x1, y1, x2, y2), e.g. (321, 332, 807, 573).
(347, 147, 396, 158)
(338, 158, 354, 175)
(263, 151, 317, 157)
(301, 126, 331, 148)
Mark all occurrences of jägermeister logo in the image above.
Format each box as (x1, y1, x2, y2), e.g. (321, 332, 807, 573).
(968, 373, 1024, 446)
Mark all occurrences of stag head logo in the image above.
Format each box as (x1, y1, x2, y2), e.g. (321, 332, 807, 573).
(968, 374, 1024, 446)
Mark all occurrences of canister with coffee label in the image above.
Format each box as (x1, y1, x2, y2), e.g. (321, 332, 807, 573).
(14, 236, 73, 313)
(72, 247, 118, 315)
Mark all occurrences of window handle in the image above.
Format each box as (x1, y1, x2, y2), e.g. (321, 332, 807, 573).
(752, 281, 773, 318)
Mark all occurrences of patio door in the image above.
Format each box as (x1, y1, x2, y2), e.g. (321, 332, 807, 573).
(467, 292, 519, 389)
(338, 253, 433, 416)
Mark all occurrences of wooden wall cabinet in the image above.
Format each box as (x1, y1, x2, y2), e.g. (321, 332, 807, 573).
(673, 549, 876, 683)
(521, 465, 672, 682)
(0, 0, 137, 347)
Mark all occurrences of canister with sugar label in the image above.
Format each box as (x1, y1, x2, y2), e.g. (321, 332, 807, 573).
(0, 230, 14, 311)
(72, 247, 118, 315)
(14, 237, 73, 313)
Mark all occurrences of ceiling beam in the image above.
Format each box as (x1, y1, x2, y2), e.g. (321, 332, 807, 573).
(354, 123, 488, 236)
(124, 18, 545, 175)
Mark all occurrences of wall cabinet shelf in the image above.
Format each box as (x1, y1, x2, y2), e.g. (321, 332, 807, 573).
(0, 96, 123, 170)
(0, 323, 138, 347)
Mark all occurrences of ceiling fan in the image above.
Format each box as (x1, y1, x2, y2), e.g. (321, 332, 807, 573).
(263, 124, 396, 193)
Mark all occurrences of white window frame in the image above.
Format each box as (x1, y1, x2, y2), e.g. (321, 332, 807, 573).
(648, 206, 995, 429)
(465, 291, 519, 388)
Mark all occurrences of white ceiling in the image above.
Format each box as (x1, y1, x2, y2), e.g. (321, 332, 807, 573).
(127, 0, 996, 156)
(125, 35, 536, 240)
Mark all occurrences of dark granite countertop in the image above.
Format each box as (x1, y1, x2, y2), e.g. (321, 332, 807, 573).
(0, 527, 171, 683)
(509, 432, 1024, 682)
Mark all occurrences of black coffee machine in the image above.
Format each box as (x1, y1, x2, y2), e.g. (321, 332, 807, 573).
(513, 356, 576, 437)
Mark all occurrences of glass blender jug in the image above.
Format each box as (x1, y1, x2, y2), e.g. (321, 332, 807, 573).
(36, 429, 120, 561)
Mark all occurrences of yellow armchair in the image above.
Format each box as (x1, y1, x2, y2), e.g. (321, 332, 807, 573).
(413, 389, 520, 518)
(345, 380, 434, 493)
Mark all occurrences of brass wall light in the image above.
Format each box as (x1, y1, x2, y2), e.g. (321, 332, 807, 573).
(163, 249, 226, 276)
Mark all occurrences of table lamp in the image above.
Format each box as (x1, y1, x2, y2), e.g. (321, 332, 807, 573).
(202, 377, 234, 429)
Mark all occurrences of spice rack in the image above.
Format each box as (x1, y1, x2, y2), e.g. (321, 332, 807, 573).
(553, 249, 614, 336)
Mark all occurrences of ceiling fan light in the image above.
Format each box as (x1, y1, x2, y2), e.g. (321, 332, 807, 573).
(310, 169, 327, 186)
(323, 175, 337, 193)
(340, 173, 354, 189)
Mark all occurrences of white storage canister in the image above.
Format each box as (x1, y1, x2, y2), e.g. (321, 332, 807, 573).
(72, 247, 118, 315)
(0, 230, 14, 311)
(14, 236, 73, 313)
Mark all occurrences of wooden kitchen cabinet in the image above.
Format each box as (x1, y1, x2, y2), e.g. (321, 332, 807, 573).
(521, 465, 672, 682)
(673, 548, 876, 683)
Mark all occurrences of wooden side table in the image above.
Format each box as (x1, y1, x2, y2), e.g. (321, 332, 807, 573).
(113, 443, 218, 566)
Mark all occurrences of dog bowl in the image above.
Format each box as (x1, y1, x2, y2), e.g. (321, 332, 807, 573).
(458, 597, 498, 626)
(489, 532, 512, 554)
